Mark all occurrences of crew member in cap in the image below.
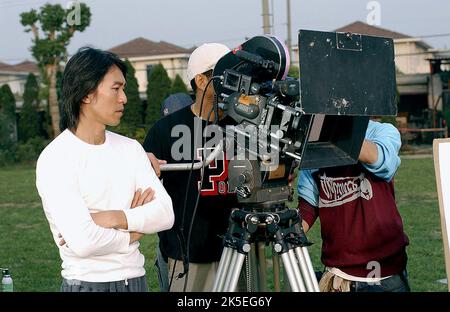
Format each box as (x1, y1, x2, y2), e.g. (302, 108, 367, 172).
(143, 43, 243, 291)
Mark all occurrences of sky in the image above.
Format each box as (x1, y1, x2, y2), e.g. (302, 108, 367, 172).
(0, 0, 449, 64)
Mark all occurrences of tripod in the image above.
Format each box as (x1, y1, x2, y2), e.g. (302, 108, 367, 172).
(160, 141, 320, 292)
(212, 202, 320, 292)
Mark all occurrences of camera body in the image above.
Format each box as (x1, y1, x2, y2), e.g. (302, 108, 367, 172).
(212, 30, 397, 205)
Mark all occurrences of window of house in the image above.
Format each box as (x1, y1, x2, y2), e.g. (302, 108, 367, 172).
(146, 64, 154, 78)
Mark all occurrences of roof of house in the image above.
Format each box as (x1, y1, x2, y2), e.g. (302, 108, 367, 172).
(0, 62, 15, 71)
(109, 37, 192, 58)
(0, 60, 39, 73)
(12, 60, 39, 73)
(335, 21, 411, 39)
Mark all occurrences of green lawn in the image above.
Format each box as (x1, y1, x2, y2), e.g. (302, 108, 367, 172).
(0, 158, 448, 291)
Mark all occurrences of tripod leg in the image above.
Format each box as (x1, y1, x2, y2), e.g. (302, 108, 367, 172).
(272, 247, 281, 292)
(212, 246, 233, 292)
(294, 247, 316, 292)
(223, 249, 246, 292)
(288, 249, 307, 292)
(257, 242, 268, 292)
(301, 247, 320, 291)
(281, 251, 304, 292)
(247, 243, 259, 292)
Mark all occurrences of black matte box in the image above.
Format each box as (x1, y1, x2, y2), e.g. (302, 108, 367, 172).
(301, 115, 369, 169)
(296, 30, 397, 169)
(298, 29, 397, 116)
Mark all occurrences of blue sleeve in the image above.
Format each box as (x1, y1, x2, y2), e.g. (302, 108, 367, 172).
(297, 169, 319, 207)
(297, 121, 400, 204)
(362, 120, 401, 181)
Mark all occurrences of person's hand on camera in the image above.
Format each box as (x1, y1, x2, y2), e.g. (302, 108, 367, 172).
(358, 139, 378, 165)
(288, 172, 297, 186)
(147, 153, 167, 178)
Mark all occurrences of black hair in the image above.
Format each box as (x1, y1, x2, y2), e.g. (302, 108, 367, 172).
(59, 46, 127, 131)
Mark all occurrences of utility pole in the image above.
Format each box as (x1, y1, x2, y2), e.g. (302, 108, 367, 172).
(262, 0, 271, 34)
(286, 0, 292, 59)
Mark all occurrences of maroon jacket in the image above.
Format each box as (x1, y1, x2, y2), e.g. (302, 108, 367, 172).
(299, 164, 409, 277)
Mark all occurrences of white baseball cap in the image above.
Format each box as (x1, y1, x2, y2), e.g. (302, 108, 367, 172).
(186, 43, 230, 82)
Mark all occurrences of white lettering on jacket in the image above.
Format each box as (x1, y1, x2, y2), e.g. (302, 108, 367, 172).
(319, 173, 373, 208)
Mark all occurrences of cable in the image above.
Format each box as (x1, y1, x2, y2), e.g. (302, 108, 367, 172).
(183, 101, 216, 292)
(213, 93, 219, 126)
(166, 229, 187, 292)
(167, 82, 209, 291)
(182, 76, 221, 292)
(167, 258, 177, 291)
(166, 75, 221, 292)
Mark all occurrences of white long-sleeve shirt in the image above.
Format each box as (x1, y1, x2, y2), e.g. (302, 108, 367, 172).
(36, 129, 174, 282)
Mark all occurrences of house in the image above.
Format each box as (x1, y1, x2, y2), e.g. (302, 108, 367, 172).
(0, 61, 39, 96)
(334, 22, 449, 130)
(0, 60, 39, 109)
(292, 21, 433, 74)
(335, 21, 434, 75)
(293, 21, 450, 131)
(108, 37, 193, 96)
(0, 60, 40, 141)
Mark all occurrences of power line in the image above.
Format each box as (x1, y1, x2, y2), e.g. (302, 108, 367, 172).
(2, 20, 450, 63)
(417, 33, 450, 40)
(250, 21, 450, 42)
(395, 49, 450, 57)
(178, 35, 254, 49)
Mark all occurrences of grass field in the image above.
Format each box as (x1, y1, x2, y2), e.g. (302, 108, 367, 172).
(0, 158, 448, 291)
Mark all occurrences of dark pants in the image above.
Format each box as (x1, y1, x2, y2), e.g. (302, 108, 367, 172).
(155, 245, 169, 292)
(61, 275, 148, 292)
(350, 270, 411, 292)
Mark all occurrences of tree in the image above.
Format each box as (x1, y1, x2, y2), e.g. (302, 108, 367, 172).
(0, 85, 16, 120)
(20, 2, 91, 138)
(380, 85, 399, 127)
(0, 84, 17, 142)
(146, 64, 171, 125)
(18, 73, 41, 142)
(288, 65, 299, 79)
(122, 60, 143, 126)
(111, 60, 143, 139)
(0, 112, 17, 166)
(56, 69, 63, 125)
(170, 74, 188, 94)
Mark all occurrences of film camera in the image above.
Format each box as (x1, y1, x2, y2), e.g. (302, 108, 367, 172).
(207, 30, 398, 292)
(161, 29, 398, 292)
(213, 29, 397, 207)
